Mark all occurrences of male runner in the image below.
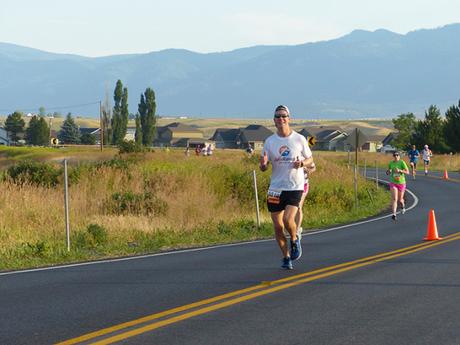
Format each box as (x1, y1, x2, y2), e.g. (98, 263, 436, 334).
(260, 105, 313, 269)
(421, 144, 432, 175)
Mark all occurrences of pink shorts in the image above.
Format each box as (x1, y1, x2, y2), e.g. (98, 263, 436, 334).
(389, 182, 406, 192)
(303, 183, 309, 195)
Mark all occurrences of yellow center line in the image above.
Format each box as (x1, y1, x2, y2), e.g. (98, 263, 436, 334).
(56, 232, 460, 345)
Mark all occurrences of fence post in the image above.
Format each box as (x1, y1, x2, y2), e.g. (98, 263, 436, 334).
(64, 159, 71, 251)
(347, 149, 351, 169)
(354, 164, 358, 208)
(252, 170, 261, 227)
(364, 158, 367, 177)
(375, 160, 379, 188)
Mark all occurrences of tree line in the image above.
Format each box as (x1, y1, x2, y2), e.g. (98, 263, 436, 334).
(101, 79, 157, 147)
(3, 80, 157, 147)
(392, 101, 460, 153)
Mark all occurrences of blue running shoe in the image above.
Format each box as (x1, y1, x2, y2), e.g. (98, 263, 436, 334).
(290, 239, 302, 261)
(281, 257, 293, 270)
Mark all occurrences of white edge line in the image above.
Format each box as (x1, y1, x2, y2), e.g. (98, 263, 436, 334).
(0, 178, 418, 277)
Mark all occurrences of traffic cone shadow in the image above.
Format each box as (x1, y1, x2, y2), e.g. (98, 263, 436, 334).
(443, 169, 449, 180)
(424, 209, 442, 241)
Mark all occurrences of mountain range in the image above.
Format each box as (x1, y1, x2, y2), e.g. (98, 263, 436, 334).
(1, 23, 460, 119)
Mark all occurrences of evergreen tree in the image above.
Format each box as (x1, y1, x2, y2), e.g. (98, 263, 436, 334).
(135, 114, 143, 145)
(26, 116, 50, 145)
(101, 89, 112, 145)
(120, 87, 129, 142)
(391, 112, 417, 150)
(80, 133, 96, 145)
(111, 80, 124, 144)
(5, 111, 25, 143)
(444, 101, 460, 152)
(58, 113, 80, 144)
(138, 87, 157, 146)
(412, 105, 448, 153)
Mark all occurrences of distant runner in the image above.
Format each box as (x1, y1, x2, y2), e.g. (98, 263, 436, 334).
(295, 161, 316, 241)
(386, 151, 409, 221)
(407, 144, 420, 180)
(260, 105, 313, 270)
(421, 144, 433, 175)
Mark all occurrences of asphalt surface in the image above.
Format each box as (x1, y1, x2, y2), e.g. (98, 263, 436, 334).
(1, 169, 460, 345)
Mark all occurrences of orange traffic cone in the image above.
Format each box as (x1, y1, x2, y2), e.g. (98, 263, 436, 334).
(443, 169, 449, 180)
(424, 209, 442, 241)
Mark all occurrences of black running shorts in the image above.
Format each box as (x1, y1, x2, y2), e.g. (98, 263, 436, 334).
(267, 190, 303, 213)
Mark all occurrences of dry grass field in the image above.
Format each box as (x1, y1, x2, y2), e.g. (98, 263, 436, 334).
(0, 146, 389, 270)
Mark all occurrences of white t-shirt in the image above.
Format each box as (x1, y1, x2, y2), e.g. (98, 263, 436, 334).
(422, 149, 432, 161)
(262, 131, 313, 191)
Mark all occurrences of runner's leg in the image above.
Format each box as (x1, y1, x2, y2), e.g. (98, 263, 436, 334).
(295, 192, 307, 233)
(283, 205, 299, 241)
(390, 186, 398, 216)
(399, 188, 406, 210)
(271, 211, 289, 257)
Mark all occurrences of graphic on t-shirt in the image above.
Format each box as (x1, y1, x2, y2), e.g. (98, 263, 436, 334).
(279, 145, 290, 157)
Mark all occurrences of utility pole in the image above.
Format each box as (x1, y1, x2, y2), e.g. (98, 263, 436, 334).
(355, 127, 359, 167)
(99, 100, 103, 151)
(48, 116, 53, 146)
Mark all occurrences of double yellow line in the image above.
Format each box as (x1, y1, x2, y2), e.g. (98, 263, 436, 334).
(56, 232, 460, 345)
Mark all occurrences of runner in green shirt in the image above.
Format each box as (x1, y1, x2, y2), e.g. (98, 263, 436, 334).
(386, 152, 409, 220)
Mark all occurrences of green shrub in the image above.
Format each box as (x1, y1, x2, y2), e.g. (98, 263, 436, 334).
(20, 241, 48, 257)
(6, 161, 61, 187)
(118, 140, 143, 154)
(95, 157, 131, 170)
(87, 224, 108, 246)
(74, 224, 108, 248)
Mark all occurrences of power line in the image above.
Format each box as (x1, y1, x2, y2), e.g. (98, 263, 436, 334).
(0, 101, 101, 113)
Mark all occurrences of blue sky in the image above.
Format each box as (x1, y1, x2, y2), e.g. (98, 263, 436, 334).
(1, 0, 459, 57)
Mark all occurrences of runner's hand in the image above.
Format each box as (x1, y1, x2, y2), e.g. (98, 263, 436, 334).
(293, 156, 302, 169)
(260, 152, 269, 171)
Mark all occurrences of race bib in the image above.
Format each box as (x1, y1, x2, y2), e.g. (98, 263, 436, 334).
(267, 189, 281, 204)
(393, 172, 401, 181)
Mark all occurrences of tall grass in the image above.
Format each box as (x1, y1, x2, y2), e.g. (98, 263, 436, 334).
(0, 148, 389, 270)
(317, 150, 460, 172)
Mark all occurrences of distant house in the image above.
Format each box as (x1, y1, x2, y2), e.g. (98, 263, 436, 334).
(361, 134, 387, 152)
(299, 126, 348, 151)
(154, 122, 205, 147)
(210, 125, 273, 149)
(382, 132, 398, 147)
(344, 129, 387, 152)
(236, 125, 273, 150)
(0, 127, 10, 145)
(210, 128, 240, 149)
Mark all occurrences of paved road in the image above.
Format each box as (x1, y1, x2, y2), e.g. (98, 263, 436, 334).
(1, 171, 459, 345)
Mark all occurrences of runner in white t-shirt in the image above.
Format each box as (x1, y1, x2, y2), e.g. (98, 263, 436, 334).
(260, 105, 313, 270)
(421, 144, 433, 175)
